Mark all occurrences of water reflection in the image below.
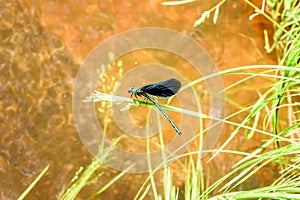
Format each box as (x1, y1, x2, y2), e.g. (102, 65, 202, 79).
(0, 1, 84, 198)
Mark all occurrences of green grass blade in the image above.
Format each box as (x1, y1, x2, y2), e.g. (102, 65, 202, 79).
(18, 165, 50, 200)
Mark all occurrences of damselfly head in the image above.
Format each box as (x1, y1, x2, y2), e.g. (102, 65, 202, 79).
(128, 86, 134, 93)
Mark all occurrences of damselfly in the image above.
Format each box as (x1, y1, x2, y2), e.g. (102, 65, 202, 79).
(128, 78, 182, 135)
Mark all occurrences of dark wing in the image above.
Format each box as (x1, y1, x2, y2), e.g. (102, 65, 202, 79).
(141, 78, 181, 98)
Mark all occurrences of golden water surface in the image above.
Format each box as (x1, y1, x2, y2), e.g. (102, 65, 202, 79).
(0, 0, 277, 199)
